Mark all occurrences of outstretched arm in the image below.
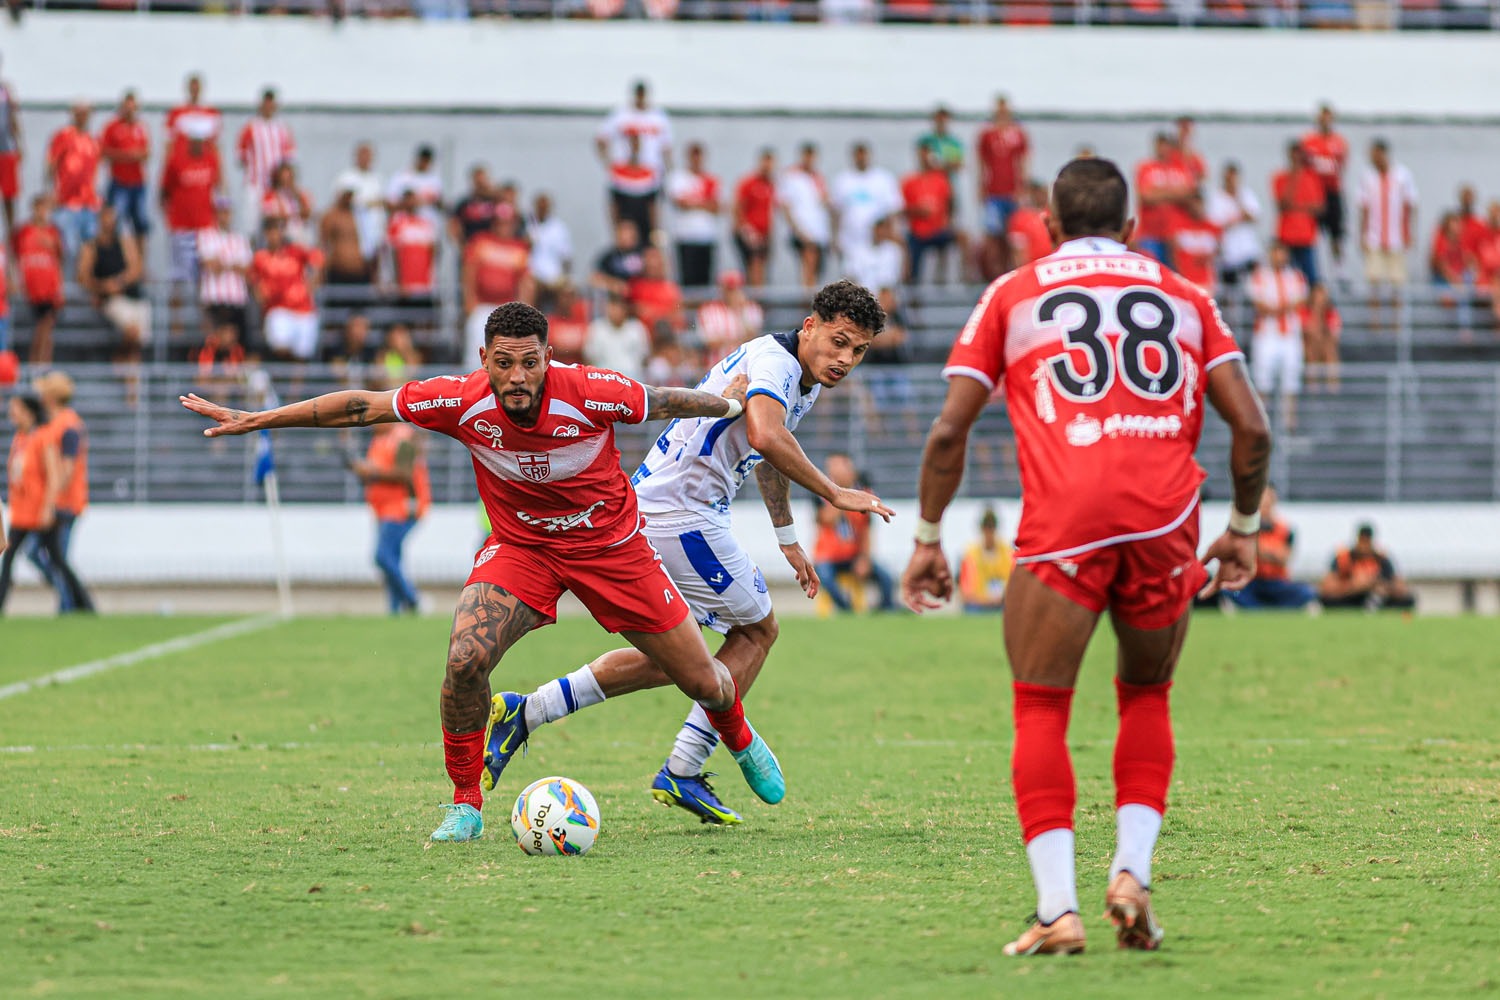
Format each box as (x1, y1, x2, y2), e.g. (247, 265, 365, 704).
(642, 373, 747, 421)
(180, 388, 400, 437)
(756, 462, 819, 598)
(745, 394, 894, 520)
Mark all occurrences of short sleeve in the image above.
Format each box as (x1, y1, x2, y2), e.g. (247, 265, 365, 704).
(1194, 287, 1244, 372)
(942, 277, 1010, 392)
(746, 347, 801, 411)
(60, 428, 81, 458)
(578, 365, 648, 425)
(392, 376, 469, 437)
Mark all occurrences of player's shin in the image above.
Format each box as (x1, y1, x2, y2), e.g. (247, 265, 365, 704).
(700, 672, 753, 753)
(666, 704, 720, 776)
(1111, 678, 1175, 887)
(442, 726, 486, 809)
(524, 663, 607, 731)
(1012, 682, 1079, 922)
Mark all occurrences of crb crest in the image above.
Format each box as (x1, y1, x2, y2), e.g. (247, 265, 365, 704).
(517, 453, 552, 482)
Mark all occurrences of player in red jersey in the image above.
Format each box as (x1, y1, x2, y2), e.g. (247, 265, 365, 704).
(180, 302, 785, 843)
(902, 158, 1271, 956)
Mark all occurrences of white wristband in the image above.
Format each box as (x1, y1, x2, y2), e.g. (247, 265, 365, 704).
(1228, 509, 1261, 536)
(914, 518, 943, 545)
(774, 523, 799, 546)
(722, 398, 743, 419)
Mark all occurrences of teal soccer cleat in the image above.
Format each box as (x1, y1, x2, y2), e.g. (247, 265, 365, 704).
(482, 692, 530, 792)
(430, 803, 484, 842)
(729, 729, 785, 805)
(650, 767, 744, 825)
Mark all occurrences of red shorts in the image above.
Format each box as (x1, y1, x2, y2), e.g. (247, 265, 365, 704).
(0, 152, 16, 199)
(465, 526, 690, 635)
(1023, 510, 1208, 631)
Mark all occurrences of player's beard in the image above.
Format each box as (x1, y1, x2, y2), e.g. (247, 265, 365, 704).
(500, 387, 542, 424)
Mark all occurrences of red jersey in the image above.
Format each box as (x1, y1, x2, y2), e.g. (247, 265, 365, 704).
(251, 244, 322, 314)
(902, 169, 952, 239)
(1300, 131, 1348, 192)
(100, 117, 150, 187)
(165, 103, 222, 152)
(978, 124, 1028, 198)
(944, 237, 1243, 563)
(1006, 207, 1054, 266)
(547, 299, 591, 365)
(387, 211, 439, 294)
(15, 223, 64, 305)
(1172, 220, 1221, 293)
(1459, 213, 1489, 262)
(393, 364, 650, 553)
(465, 232, 530, 305)
(1430, 225, 1467, 279)
(628, 277, 683, 333)
(1476, 225, 1500, 285)
(609, 162, 660, 196)
(1134, 159, 1192, 241)
(735, 173, 775, 237)
(1273, 168, 1325, 248)
(160, 145, 221, 232)
(47, 126, 101, 210)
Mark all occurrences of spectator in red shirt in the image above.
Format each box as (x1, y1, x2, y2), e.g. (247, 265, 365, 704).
(1272, 140, 1325, 287)
(545, 281, 590, 367)
(461, 204, 532, 361)
(99, 90, 150, 246)
(1301, 283, 1342, 392)
(732, 147, 776, 289)
(608, 132, 660, 243)
(1478, 201, 1500, 329)
(1133, 132, 1193, 267)
(386, 187, 440, 307)
(1006, 180, 1055, 268)
(1173, 115, 1207, 186)
(902, 143, 958, 285)
(251, 216, 323, 361)
(1429, 212, 1475, 336)
(0, 60, 24, 238)
(14, 195, 65, 364)
(1302, 104, 1349, 277)
(46, 102, 102, 272)
(666, 141, 721, 289)
(159, 123, 222, 305)
(628, 246, 684, 342)
(1171, 190, 1222, 295)
(977, 95, 1029, 278)
(1456, 185, 1488, 266)
(695, 269, 763, 361)
(261, 161, 315, 247)
(165, 73, 221, 157)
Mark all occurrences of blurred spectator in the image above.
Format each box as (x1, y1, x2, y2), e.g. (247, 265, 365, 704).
(0, 58, 22, 235)
(99, 90, 151, 246)
(821, 0, 876, 22)
(1357, 138, 1418, 326)
(1456, 185, 1487, 268)
(1172, 190, 1221, 295)
(379, 323, 423, 384)
(1223, 485, 1317, 610)
(778, 142, 831, 290)
(606, 133, 660, 242)
(584, 293, 650, 381)
(1318, 523, 1415, 610)
(845, 214, 905, 300)
(325, 313, 377, 374)
(957, 506, 1013, 614)
(644, 331, 699, 388)
(46, 102, 102, 271)
(1272, 140, 1325, 286)
(917, 105, 965, 187)
(1248, 243, 1309, 431)
(831, 141, 901, 262)
(1206, 161, 1262, 289)
(320, 183, 374, 300)
(461, 206, 532, 362)
(1006, 180, 1054, 268)
(1134, 132, 1193, 266)
(526, 192, 573, 310)
(545, 282, 590, 366)
(902, 143, 959, 284)
(733, 147, 777, 288)
(386, 187, 440, 306)
(449, 163, 498, 247)
(0, 242, 9, 355)
(28, 371, 90, 613)
(628, 245, 685, 340)
(1173, 115, 1207, 185)
(1301, 283, 1342, 392)
(165, 73, 221, 156)
(349, 421, 430, 617)
(160, 122, 222, 319)
(197, 199, 251, 375)
(591, 218, 645, 297)
(696, 270, 763, 361)
(595, 79, 674, 190)
(77, 204, 150, 379)
(16, 196, 64, 365)
(1302, 104, 1349, 280)
(977, 95, 1029, 279)
(386, 144, 443, 223)
(861, 284, 915, 441)
(666, 141, 721, 288)
(1479, 201, 1500, 329)
(333, 142, 386, 266)
(261, 161, 315, 246)
(236, 87, 295, 233)
(252, 217, 323, 362)
(813, 452, 896, 614)
(1430, 212, 1473, 334)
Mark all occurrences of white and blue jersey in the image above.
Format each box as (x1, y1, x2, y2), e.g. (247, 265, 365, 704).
(631, 331, 818, 632)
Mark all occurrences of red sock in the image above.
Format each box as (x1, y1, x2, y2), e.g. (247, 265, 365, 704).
(1011, 681, 1076, 843)
(1113, 678, 1174, 813)
(443, 726, 485, 809)
(703, 681, 753, 753)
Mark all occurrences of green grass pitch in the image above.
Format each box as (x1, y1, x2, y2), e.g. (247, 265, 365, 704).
(1, 612, 1496, 998)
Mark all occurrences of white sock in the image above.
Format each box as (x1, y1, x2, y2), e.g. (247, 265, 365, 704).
(665, 704, 719, 776)
(524, 665, 606, 731)
(1110, 804, 1163, 888)
(1026, 828, 1078, 925)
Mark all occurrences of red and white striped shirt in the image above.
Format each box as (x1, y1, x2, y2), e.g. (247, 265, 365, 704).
(1357, 163, 1418, 251)
(697, 299, 764, 357)
(197, 227, 252, 306)
(1248, 264, 1308, 338)
(236, 117, 296, 193)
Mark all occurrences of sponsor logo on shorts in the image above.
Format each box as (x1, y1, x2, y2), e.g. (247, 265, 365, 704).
(473, 418, 504, 449)
(515, 499, 608, 533)
(517, 453, 551, 482)
(753, 568, 767, 594)
(698, 611, 720, 628)
(1053, 559, 1079, 578)
(585, 399, 632, 414)
(553, 424, 580, 438)
(1065, 414, 1102, 447)
(587, 371, 634, 386)
(405, 396, 461, 413)
(475, 543, 501, 568)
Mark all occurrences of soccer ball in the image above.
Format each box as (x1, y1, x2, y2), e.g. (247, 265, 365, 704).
(510, 776, 600, 856)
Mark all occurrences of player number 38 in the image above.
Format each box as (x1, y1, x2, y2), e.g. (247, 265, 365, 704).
(1039, 286, 1183, 402)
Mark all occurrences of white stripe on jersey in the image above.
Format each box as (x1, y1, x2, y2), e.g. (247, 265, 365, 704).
(197, 228, 251, 305)
(632, 334, 819, 521)
(240, 118, 295, 192)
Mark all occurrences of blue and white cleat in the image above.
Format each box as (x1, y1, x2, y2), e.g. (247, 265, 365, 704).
(481, 692, 529, 792)
(729, 728, 785, 805)
(650, 767, 744, 825)
(430, 803, 484, 842)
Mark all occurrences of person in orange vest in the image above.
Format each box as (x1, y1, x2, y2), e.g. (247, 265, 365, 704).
(26, 370, 90, 611)
(347, 420, 430, 615)
(0, 390, 93, 614)
(1223, 484, 1316, 610)
(812, 452, 895, 613)
(1318, 522, 1415, 611)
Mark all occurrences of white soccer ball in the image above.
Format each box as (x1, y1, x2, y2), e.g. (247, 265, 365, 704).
(510, 776, 601, 856)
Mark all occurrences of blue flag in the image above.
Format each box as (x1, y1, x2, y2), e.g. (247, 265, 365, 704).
(254, 429, 275, 486)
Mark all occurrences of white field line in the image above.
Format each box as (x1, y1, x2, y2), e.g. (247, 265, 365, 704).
(0, 615, 283, 702)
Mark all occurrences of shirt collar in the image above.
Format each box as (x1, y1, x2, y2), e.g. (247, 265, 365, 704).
(1054, 237, 1129, 257)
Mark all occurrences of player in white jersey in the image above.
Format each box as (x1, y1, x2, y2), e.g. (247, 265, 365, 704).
(480, 281, 895, 823)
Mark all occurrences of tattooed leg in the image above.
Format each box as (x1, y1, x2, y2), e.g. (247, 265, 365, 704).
(441, 582, 544, 732)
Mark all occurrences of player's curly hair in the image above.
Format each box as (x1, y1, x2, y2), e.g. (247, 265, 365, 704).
(484, 302, 549, 346)
(812, 279, 885, 336)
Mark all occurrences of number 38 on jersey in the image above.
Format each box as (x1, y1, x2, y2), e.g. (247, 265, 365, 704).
(1038, 285, 1183, 403)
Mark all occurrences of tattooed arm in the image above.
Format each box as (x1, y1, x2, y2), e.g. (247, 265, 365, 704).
(755, 461, 820, 599)
(1200, 357, 1273, 597)
(179, 389, 400, 437)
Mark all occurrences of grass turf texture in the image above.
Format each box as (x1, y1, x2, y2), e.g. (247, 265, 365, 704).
(1, 613, 1496, 998)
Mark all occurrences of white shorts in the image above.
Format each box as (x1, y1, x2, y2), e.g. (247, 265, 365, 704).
(265, 308, 320, 360)
(1251, 332, 1303, 395)
(644, 512, 772, 634)
(102, 295, 152, 341)
(465, 305, 502, 367)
